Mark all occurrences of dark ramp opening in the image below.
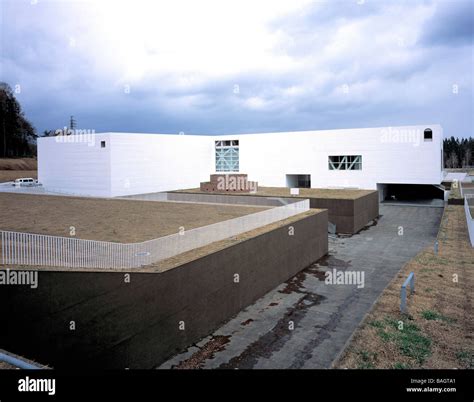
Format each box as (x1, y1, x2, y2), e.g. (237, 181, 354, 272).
(384, 184, 444, 201)
(286, 174, 311, 188)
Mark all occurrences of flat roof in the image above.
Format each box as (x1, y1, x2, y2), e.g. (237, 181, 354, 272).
(18, 209, 323, 273)
(177, 186, 376, 200)
(60, 124, 441, 138)
(0, 193, 267, 243)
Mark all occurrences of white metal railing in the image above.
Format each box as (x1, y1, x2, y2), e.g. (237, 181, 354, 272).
(460, 181, 474, 247)
(0, 199, 309, 269)
(460, 180, 474, 198)
(464, 196, 474, 247)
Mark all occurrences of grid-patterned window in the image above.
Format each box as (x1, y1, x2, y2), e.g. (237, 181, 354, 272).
(215, 140, 239, 172)
(328, 155, 362, 170)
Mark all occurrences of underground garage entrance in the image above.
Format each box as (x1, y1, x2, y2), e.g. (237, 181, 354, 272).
(377, 183, 444, 206)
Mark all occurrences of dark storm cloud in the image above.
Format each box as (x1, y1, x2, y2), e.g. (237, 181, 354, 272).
(0, 0, 472, 137)
(420, 0, 474, 46)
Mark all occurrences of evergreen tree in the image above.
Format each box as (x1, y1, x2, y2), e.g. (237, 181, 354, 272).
(0, 82, 37, 157)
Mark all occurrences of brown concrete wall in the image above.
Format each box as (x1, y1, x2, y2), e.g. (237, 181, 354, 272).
(307, 198, 354, 233)
(173, 190, 379, 234)
(308, 193, 378, 233)
(353, 191, 380, 233)
(167, 192, 293, 206)
(448, 198, 464, 205)
(0, 211, 328, 369)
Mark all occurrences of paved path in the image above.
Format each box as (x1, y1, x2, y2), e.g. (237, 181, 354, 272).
(159, 205, 443, 369)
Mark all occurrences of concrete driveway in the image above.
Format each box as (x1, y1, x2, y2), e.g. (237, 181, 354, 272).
(159, 205, 443, 369)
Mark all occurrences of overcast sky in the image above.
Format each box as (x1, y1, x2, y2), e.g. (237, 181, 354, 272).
(1, 0, 473, 137)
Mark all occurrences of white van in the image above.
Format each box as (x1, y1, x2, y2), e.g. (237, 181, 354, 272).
(13, 178, 37, 187)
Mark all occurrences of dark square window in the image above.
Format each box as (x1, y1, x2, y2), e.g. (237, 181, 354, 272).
(101, 141, 106, 148)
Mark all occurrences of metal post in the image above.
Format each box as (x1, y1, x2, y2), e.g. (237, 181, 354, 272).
(400, 272, 415, 314)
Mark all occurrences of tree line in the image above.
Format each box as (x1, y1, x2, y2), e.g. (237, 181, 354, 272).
(0, 82, 37, 157)
(443, 136, 473, 168)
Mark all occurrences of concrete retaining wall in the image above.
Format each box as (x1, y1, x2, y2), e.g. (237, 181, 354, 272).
(306, 192, 378, 233)
(167, 192, 292, 206)
(123, 191, 295, 207)
(0, 210, 328, 369)
(172, 190, 379, 234)
(353, 192, 380, 233)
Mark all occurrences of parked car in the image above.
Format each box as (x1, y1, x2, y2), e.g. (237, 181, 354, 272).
(13, 178, 40, 187)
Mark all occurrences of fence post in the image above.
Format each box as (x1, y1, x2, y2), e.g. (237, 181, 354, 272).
(400, 272, 415, 314)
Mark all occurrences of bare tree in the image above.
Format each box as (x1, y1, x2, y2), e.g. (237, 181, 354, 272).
(447, 151, 459, 168)
(462, 147, 472, 167)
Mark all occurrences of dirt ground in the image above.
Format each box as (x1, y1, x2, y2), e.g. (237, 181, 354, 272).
(0, 158, 38, 182)
(178, 186, 374, 200)
(0, 158, 37, 170)
(335, 205, 474, 369)
(0, 170, 37, 182)
(0, 193, 267, 243)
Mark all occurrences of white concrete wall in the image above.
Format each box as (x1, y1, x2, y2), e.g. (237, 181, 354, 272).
(109, 133, 213, 196)
(214, 124, 443, 190)
(38, 134, 112, 197)
(38, 125, 443, 196)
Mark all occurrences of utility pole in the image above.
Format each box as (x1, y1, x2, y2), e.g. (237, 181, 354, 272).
(69, 115, 76, 131)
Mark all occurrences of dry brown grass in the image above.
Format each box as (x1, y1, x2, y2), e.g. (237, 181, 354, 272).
(449, 183, 462, 199)
(0, 158, 38, 183)
(0, 158, 37, 170)
(178, 186, 374, 200)
(0, 170, 37, 182)
(335, 205, 474, 369)
(0, 192, 267, 243)
(4, 209, 321, 273)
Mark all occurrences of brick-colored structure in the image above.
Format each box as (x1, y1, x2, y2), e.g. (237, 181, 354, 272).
(0, 210, 327, 368)
(200, 174, 258, 193)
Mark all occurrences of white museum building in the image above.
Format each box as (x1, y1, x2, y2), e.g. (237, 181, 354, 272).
(38, 124, 444, 198)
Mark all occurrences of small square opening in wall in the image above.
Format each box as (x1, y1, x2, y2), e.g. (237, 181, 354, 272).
(424, 128, 433, 141)
(101, 141, 106, 148)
